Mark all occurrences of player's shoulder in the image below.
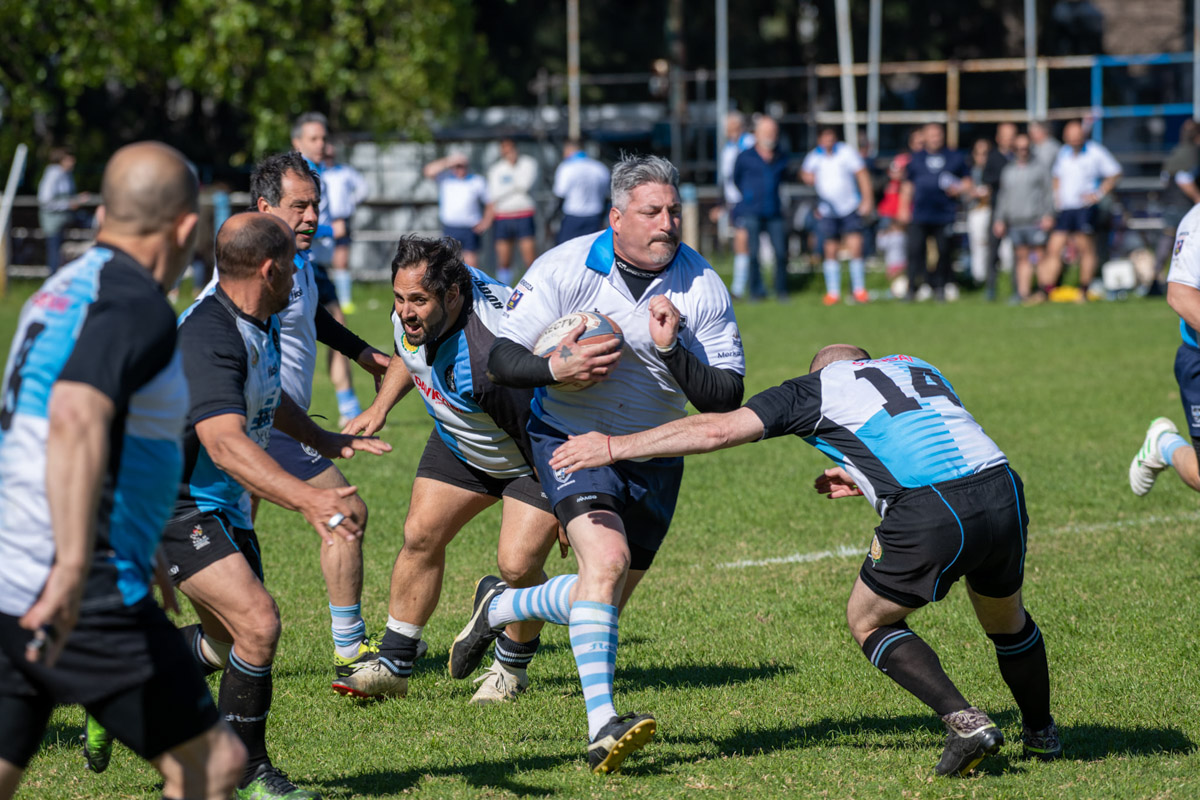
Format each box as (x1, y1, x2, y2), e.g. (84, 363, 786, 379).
(1176, 205, 1200, 241)
(178, 292, 254, 357)
(89, 248, 175, 332)
(467, 266, 512, 311)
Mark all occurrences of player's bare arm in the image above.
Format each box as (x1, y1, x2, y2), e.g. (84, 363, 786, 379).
(1167, 282, 1200, 337)
(550, 406, 765, 473)
(24, 382, 114, 666)
(856, 168, 875, 216)
(342, 353, 415, 435)
(194, 410, 366, 545)
(272, 391, 391, 460)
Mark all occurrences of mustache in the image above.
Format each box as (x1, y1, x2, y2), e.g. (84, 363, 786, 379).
(651, 234, 678, 244)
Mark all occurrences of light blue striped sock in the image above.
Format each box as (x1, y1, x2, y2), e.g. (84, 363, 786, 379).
(823, 259, 841, 296)
(1161, 432, 1188, 467)
(336, 388, 362, 419)
(850, 258, 866, 293)
(488, 574, 578, 628)
(570, 601, 619, 740)
(330, 602, 366, 658)
(332, 269, 353, 307)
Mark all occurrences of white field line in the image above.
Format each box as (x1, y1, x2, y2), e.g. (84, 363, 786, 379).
(713, 510, 1200, 570)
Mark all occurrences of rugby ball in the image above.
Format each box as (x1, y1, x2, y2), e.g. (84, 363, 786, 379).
(533, 311, 623, 391)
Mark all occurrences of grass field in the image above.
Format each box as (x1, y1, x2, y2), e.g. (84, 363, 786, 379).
(7, 270, 1200, 799)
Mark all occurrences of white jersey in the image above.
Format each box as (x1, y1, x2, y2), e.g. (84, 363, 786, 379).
(1166, 203, 1200, 346)
(720, 133, 755, 205)
(323, 163, 369, 221)
(501, 230, 745, 440)
(1052, 142, 1121, 210)
(437, 172, 488, 227)
(553, 154, 610, 216)
(201, 251, 318, 410)
(802, 142, 866, 218)
(487, 155, 538, 217)
(394, 267, 532, 477)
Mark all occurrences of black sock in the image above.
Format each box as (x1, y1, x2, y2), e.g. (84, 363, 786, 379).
(494, 633, 539, 670)
(219, 647, 272, 786)
(862, 622, 969, 716)
(987, 611, 1052, 731)
(181, 623, 222, 676)
(379, 629, 419, 676)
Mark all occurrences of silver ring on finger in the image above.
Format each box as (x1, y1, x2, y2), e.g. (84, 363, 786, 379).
(327, 512, 346, 529)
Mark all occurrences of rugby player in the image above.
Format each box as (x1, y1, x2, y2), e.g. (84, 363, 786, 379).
(0, 142, 245, 800)
(450, 154, 746, 773)
(801, 126, 875, 304)
(1130, 201, 1200, 497)
(167, 212, 389, 799)
(551, 344, 1061, 776)
(199, 151, 391, 680)
(333, 236, 558, 704)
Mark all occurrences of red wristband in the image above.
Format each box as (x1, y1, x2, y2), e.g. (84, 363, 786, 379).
(606, 436, 614, 465)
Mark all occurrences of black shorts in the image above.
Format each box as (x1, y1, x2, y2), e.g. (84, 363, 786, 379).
(416, 430, 550, 511)
(0, 599, 218, 766)
(268, 427, 334, 481)
(859, 465, 1028, 609)
(312, 262, 339, 306)
(162, 509, 264, 585)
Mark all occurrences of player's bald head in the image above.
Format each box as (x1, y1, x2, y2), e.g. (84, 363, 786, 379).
(809, 344, 871, 373)
(100, 142, 198, 235)
(216, 212, 295, 280)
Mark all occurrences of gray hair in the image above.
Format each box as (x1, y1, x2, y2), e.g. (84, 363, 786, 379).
(611, 154, 679, 212)
(291, 111, 329, 139)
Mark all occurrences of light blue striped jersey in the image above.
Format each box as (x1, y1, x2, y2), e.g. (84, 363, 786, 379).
(745, 354, 1007, 514)
(0, 247, 186, 613)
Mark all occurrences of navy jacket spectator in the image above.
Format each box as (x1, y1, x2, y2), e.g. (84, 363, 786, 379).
(907, 148, 969, 225)
(734, 146, 791, 219)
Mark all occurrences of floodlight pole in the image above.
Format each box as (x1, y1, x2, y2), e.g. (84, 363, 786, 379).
(567, 0, 581, 140)
(834, 0, 858, 146)
(716, 0, 729, 193)
(1025, 0, 1037, 121)
(866, 0, 881, 153)
(0, 143, 28, 299)
(1194, 0, 1199, 122)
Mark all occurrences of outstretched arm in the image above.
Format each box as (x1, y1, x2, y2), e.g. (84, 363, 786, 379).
(550, 406, 765, 473)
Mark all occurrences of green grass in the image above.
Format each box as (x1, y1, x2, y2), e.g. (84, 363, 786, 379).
(6, 272, 1200, 798)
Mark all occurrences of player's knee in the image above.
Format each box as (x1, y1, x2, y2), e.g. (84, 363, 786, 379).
(238, 599, 282, 655)
(498, 554, 544, 588)
(400, 522, 449, 560)
(349, 494, 368, 533)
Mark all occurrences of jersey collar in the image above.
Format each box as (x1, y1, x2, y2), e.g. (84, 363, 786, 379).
(585, 228, 686, 277)
(293, 250, 312, 271)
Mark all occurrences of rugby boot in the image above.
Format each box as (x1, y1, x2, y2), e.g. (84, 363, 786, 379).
(587, 712, 657, 774)
(1129, 417, 1177, 496)
(448, 576, 506, 679)
(1022, 719, 1064, 761)
(935, 706, 1004, 776)
(469, 661, 528, 705)
(81, 713, 114, 773)
(236, 763, 320, 799)
(333, 634, 380, 679)
(331, 655, 409, 699)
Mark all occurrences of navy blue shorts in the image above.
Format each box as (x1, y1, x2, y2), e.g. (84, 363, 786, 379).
(557, 213, 605, 244)
(312, 262, 339, 306)
(729, 202, 748, 229)
(528, 416, 683, 561)
(268, 427, 334, 481)
(817, 211, 864, 241)
(1175, 344, 1200, 440)
(1054, 206, 1096, 234)
(443, 224, 481, 252)
(334, 218, 352, 247)
(494, 215, 536, 241)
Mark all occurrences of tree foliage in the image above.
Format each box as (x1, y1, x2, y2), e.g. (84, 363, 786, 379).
(0, 0, 482, 182)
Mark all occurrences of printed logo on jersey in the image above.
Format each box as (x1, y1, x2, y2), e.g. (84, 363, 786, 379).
(1191, 404, 1200, 429)
(519, 279, 534, 291)
(444, 363, 457, 394)
(301, 443, 320, 459)
(506, 289, 524, 311)
(473, 279, 504, 310)
(1176, 232, 1188, 257)
(400, 334, 419, 354)
(678, 314, 688, 331)
(413, 373, 468, 413)
(250, 346, 259, 367)
(869, 534, 882, 565)
(191, 524, 211, 550)
(552, 466, 576, 489)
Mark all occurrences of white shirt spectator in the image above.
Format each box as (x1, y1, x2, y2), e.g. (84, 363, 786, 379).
(1052, 142, 1121, 210)
(37, 164, 75, 213)
(1168, 204, 1200, 346)
(487, 154, 538, 217)
(437, 172, 488, 227)
(553, 153, 610, 216)
(500, 229, 744, 440)
(801, 142, 866, 218)
(720, 132, 755, 205)
(322, 163, 369, 221)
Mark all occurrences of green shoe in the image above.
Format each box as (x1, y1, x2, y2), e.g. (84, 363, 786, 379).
(80, 713, 114, 773)
(236, 763, 320, 800)
(333, 635, 380, 679)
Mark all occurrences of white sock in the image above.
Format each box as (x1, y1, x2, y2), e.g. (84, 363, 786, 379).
(732, 254, 750, 296)
(386, 616, 424, 640)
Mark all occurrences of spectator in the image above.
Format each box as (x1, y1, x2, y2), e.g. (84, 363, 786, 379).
(553, 139, 610, 244)
(37, 147, 89, 274)
(322, 142, 370, 313)
(801, 127, 874, 305)
(1029, 120, 1060, 175)
(714, 111, 756, 298)
(1036, 119, 1122, 301)
(1156, 121, 1200, 281)
(877, 220, 909, 296)
(899, 123, 972, 302)
(993, 133, 1055, 302)
(733, 115, 793, 301)
(980, 123, 1017, 300)
(877, 128, 924, 222)
(423, 151, 491, 266)
(487, 137, 539, 285)
(966, 138, 995, 290)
